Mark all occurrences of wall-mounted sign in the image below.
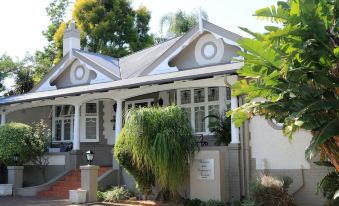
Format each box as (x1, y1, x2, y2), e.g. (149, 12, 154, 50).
(195, 158, 215, 180)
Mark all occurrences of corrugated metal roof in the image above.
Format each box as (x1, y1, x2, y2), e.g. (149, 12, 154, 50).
(74, 49, 121, 78)
(119, 37, 180, 79)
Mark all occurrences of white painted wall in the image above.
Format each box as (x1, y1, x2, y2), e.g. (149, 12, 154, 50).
(250, 116, 312, 170)
(25, 155, 65, 166)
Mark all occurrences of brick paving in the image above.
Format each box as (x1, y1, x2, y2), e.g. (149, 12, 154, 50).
(0, 197, 129, 206)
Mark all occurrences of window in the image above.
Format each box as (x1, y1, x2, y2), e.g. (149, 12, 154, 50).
(52, 105, 74, 142)
(177, 87, 230, 134)
(82, 101, 99, 142)
(125, 99, 154, 112)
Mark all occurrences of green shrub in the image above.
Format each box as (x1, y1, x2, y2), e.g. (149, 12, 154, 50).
(240, 200, 257, 206)
(204, 113, 231, 146)
(97, 191, 105, 201)
(115, 106, 197, 198)
(0, 123, 34, 165)
(206, 199, 226, 206)
(99, 186, 131, 202)
(183, 198, 205, 206)
(114, 129, 155, 197)
(317, 171, 339, 206)
(250, 175, 296, 206)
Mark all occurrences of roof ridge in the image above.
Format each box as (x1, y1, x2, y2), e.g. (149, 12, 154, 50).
(120, 36, 182, 60)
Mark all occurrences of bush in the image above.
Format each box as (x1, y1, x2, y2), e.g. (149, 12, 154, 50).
(317, 171, 339, 206)
(206, 199, 226, 206)
(183, 198, 205, 206)
(115, 106, 197, 198)
(114, 129, 155, 198)
(250, 175, 296, 206)
(99, 186, 131, 202)
(184, 199, 227, 206)
(0, 123, 34, 165)
(97, 191, 105, 201)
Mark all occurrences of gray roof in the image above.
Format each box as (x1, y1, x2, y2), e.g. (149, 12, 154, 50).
(119, 37, 180, 79)
(74, 49, 120, 77)
(0, 63, 243, 106)
(2, 20, 243, 106)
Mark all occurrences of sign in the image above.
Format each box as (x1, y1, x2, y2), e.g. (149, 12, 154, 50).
(195, 158, 214, 180)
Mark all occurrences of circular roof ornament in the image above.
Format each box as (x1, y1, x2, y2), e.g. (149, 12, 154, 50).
(70, 63, 90, 85)
(267, 119, 284, 130)
(195, 33, 224, 66)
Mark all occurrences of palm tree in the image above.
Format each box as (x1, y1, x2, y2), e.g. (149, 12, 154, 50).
(159, 9, 208, 38)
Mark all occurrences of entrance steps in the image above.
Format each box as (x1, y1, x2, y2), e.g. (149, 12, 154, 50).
(37, 167, 110, 199)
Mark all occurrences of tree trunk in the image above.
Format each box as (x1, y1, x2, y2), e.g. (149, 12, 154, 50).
(321, 137, 339, 172)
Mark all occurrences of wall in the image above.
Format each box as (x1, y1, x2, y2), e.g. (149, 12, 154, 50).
(249, 116, 332, 205)
(7, 106, 52, 129)
(250, 116, 311, 170)
(23, 152, 71, 186)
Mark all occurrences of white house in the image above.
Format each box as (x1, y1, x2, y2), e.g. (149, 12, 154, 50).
(0, 21, 329, 205)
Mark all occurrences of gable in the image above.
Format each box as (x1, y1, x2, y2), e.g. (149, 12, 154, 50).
(32, 50, 120, 92)
(168, 32, 241, 70)
(140, 20, 242, 77)
(50, 59, 99, 89)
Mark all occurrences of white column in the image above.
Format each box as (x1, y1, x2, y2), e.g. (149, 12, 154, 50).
(73, 104, 81, 150)
(230, 96, 240, 144)
(114, 99, 123, 144)
(1, 112, 6, 125)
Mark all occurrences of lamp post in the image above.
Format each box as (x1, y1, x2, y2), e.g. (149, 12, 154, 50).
(86, 150, 94, 165)
(81, 149, 98, 202)
(13, 153, 19, 166)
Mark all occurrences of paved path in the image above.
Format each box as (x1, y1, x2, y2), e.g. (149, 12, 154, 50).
(0, 197, 130, 206)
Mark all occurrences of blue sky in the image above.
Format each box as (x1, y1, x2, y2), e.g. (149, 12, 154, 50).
(0, 0, 278, 59)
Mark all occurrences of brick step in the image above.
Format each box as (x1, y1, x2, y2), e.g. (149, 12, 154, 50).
(37, 166, 111, 199)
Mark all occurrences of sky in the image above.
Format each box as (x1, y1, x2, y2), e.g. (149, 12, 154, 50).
(0, 0, 278, 60)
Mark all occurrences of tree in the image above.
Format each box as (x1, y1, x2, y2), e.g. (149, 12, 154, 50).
(0, 54, 17, 91)
(3, 54, 35, 96)
(228, 0, 339, 172)
(34, 0, 71, 79)
(70, 0, 154, 58)
(114, 106, 197, 200)
(159, 9, 208, 38)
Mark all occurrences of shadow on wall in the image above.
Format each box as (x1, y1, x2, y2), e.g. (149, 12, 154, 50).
(0, 165, 8, 184)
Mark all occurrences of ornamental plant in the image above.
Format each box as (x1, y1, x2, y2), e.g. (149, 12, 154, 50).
(228, 0, 339, 172)
(114, 106, 197, 199)
(0, 122, 34, 165)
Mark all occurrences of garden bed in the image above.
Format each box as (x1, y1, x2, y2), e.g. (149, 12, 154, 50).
(121, 200, 182, 206)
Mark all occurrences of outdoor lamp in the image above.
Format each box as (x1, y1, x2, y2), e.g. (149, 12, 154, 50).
(13, 153, 19, 166)
(86, 150, 94, 165)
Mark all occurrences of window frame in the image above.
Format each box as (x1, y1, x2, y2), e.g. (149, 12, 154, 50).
(177, 87, 230, 135)
(125, 98, 154, 113)
(81, 101, 99, 142)
(52, 105, 74, 142)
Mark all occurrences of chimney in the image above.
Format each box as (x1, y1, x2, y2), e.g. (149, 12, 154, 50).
(63, 22, 80, 56)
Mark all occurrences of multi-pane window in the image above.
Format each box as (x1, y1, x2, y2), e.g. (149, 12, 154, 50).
(178, 87, 230, 134)
(125, 99, 154, 112)
(84, 102, 98, 141)
(53, 105, 74, 142)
